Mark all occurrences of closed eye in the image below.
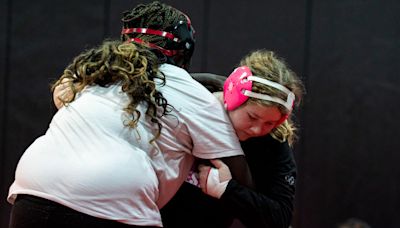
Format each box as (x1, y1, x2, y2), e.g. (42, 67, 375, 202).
(248, 113, 256, 120)
(264, 122, 275, 127)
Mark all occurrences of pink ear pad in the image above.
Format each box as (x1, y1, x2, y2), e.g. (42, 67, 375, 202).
(274, 100, 295, 127)
(275, 114, 289, 127)
(223, 66, 253, 111)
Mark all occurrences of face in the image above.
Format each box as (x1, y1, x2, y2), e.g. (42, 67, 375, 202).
(228, 102, 282, 141)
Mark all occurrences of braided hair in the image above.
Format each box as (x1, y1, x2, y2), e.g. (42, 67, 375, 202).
(121, 1, 194, 68)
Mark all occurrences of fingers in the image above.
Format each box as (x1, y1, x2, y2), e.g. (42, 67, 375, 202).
(198, 159, 233, 198)
(210, 159, 225, 169)
(53, 79, 75, 109)
(53, 84, 67, 109)
(211, 159, 232, 182)
(201, 167, 229, 199)
(198, 165, 211, 193)
(60, 77, 74, 84)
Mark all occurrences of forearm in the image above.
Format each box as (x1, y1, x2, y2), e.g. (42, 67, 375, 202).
(220, 136, 297, 228)
(220, 179, 295, 228)
(219, 156, 254, 189)
(190, 73, 226, 92)
(191, 73, 253, 187)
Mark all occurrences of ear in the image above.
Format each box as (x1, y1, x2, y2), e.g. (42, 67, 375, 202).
(223, 66, 253, 110)
(275, 100, 295, 127)
(275, 113, 289, 127)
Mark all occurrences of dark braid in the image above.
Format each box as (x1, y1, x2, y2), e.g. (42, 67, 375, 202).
(121, 1, 187, 47)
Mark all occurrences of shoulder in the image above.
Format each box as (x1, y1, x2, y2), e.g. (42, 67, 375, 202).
(157, 64, 222, 109)
(159, 63, 191, 78)
(241, 135, 288, 152)
(241, 135, 294, 165)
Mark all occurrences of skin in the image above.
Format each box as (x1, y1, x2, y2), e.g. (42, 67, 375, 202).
(213, 92, 282, 141)
(200, 92, 284, 196)
(199, 159, 231, 195)
(53, 78, 73, 109)
(228, 103, 282, 141)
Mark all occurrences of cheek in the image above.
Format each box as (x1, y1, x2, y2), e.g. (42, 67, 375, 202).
(261, 123, 277, 134)
(229, 111, 247, 131)
(231, 113, 251, 131)
(234, 121, 248, 132)
(262, 127, 274, 136)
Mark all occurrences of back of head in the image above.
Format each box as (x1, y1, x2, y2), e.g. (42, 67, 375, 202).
(121, 1, 195, 70)
(240, 50, 305, 144)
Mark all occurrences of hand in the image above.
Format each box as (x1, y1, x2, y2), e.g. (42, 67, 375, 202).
(199, 159, 232, 198)
(53, 78, 74, 109)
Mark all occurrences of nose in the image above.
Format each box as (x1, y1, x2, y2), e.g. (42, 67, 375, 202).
(248, 124, 273, 137)
(248, 125, 263, 136)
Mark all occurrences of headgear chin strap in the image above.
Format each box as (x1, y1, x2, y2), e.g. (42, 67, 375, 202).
(223, 66, 295, 126)
(121, 13, 195, 68)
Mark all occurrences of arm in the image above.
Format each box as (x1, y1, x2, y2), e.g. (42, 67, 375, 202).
(219, 155, 254, 189)
(190, 73, 253, 187)
(199, 135, 296, 228)
(187, 72, 254, 188)
(190, 73, 226, 92)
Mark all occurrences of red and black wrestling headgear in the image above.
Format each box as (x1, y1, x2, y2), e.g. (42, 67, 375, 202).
(121, 9, 195, 70)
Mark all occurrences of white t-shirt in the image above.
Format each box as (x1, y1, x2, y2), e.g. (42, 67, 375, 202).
(8, 64, 243, 226)
(148, 64, 244, 208)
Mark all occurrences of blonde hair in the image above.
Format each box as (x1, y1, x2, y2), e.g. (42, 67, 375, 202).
(52, 40, 169, 141)
(239, 50, 305, 145)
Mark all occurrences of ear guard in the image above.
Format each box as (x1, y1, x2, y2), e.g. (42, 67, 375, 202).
(121, 13, 195, 68)
(223, 66, 295, 126)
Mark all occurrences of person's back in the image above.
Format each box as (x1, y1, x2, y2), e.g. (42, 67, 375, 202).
(9, 42, 164, 226)
(9, 41, 241, 226)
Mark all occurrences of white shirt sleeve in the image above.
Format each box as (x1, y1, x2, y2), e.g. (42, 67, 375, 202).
(183, 99, 244, 159)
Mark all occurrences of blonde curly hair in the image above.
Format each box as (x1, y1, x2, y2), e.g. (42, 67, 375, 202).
(52, 40, 170, 141)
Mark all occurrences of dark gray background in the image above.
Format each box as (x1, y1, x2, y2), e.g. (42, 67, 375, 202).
(1, 0, 399, 227)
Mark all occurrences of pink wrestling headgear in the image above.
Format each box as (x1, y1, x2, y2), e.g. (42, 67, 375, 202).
(223, 66, 296, 126)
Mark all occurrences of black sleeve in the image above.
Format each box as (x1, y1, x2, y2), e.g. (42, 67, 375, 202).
(218, 135, 297, 228)
(161, 182, 235, 228)
(190, 73, 226, 92)
(161, 135, 297, 228)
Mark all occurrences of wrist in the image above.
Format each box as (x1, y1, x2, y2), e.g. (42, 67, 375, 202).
(205, 168, 230, 199)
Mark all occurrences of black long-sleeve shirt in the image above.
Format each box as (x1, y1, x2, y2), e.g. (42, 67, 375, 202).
(161, 134, 297, 228)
